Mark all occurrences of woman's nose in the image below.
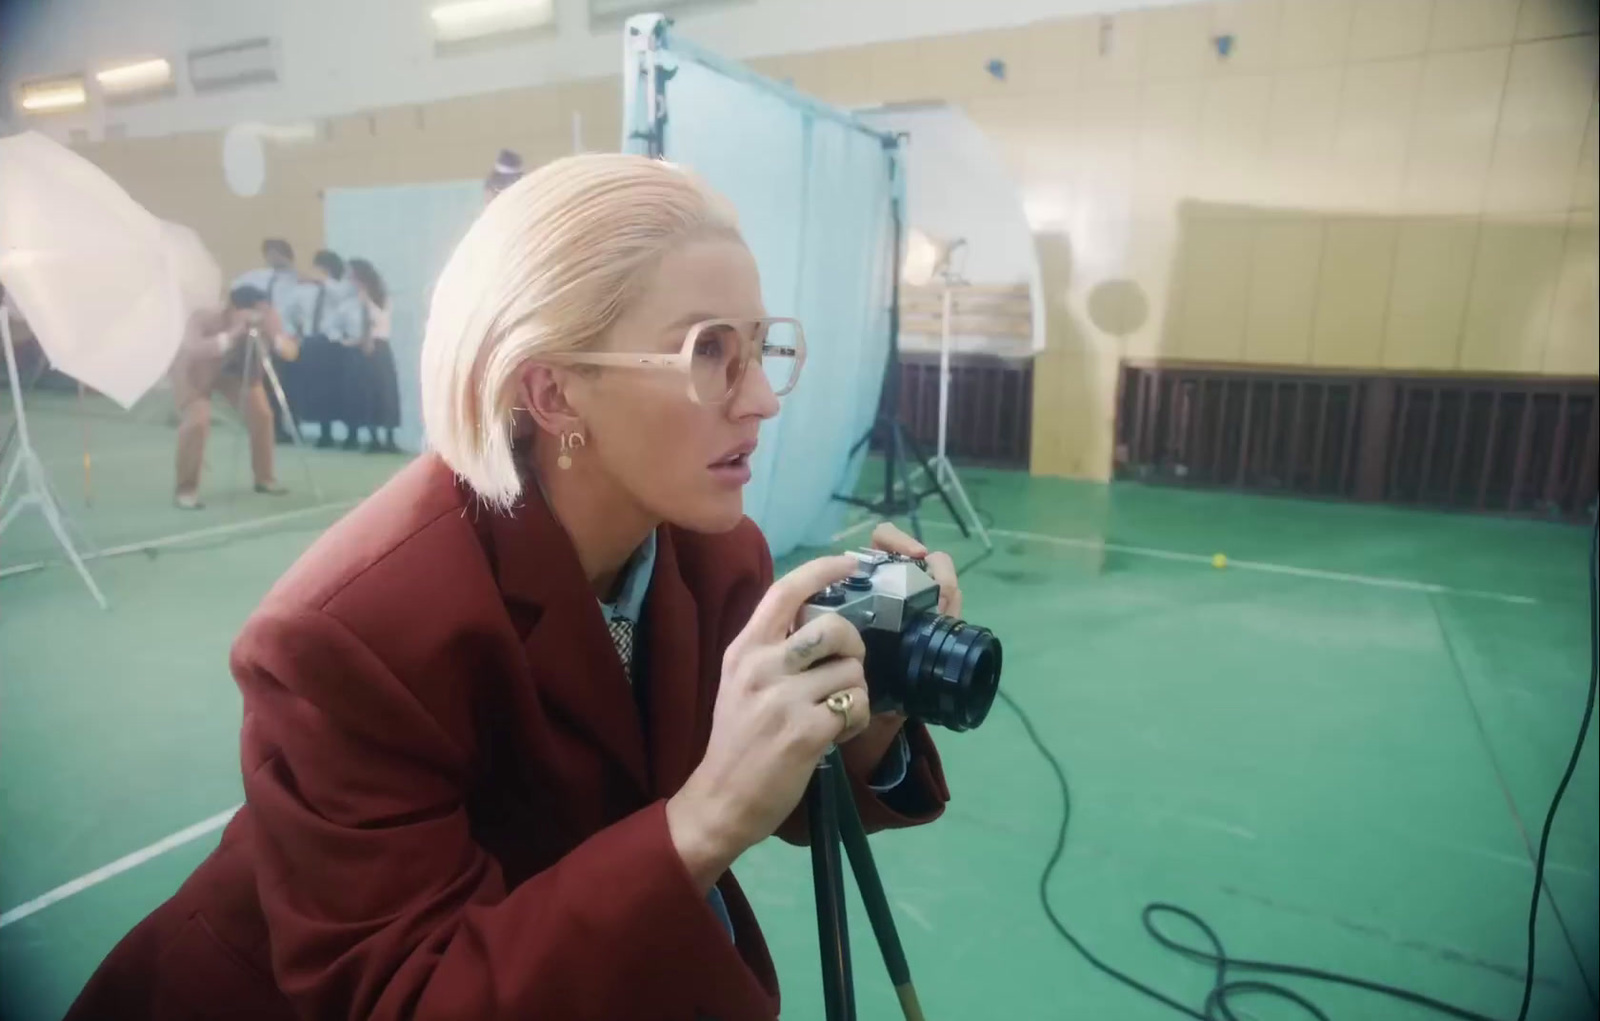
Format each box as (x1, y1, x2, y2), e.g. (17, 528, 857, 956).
(728, 361, 780, 421)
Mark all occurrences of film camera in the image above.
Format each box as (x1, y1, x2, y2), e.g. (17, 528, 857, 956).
(798, 550, 1001, 732)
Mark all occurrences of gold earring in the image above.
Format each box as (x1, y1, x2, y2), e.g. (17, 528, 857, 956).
(558, 431, 586, 470)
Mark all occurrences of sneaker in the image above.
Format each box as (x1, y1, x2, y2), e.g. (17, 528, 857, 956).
(254, 482, 289, 496)
(175, 493, 204, 510)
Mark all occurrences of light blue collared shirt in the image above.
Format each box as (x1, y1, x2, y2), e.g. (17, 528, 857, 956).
(288, 278, 362, 342)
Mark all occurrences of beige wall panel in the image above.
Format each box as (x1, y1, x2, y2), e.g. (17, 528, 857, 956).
(1276, 0, 1356, 69)
(1244, 216, 1324, 363)
(1459, 216, 1569, 372)
(1427, 0, 1521, 52)
(1483, 36, 1596, 215)
(1348, 0, 1435, 61)
(1403, 47, 1511, 214)
(1382, 217, 1480, 369)
(1543, 208, 1600, 374)
(1311, 217, 1399, 367)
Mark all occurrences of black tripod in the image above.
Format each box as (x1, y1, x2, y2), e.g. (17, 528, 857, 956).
(808, 746, 925, 1021)
(836, 141, 968, 547)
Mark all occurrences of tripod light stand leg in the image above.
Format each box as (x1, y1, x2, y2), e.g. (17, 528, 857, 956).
(899, 426, 968, 540)
(828, 748, 927, 1021)
(933, 456, 991, 551)
(0, 449, 23, 515)
(808, 757, 856, 1021)
(35, 456, 108, 609)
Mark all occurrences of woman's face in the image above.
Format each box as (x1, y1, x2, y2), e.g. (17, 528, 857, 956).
(566, 238, 781, 534)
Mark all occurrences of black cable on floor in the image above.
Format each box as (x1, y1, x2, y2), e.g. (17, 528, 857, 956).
(998, 516, 1598, 1021)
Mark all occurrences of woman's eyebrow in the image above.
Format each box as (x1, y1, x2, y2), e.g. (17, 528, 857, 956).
(666, 311, 721, 331)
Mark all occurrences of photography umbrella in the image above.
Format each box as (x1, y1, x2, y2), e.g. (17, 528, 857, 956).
(0, 130, 188, 407)
(1, 130, 197, 607)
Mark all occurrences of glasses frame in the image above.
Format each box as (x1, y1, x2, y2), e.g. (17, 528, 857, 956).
(548, 316, 806, 406)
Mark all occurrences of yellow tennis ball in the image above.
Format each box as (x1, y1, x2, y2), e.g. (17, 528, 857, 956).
(1212, 553, 1228, 569)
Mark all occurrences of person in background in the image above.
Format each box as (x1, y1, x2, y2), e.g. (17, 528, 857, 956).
(483, 148, 524, 204)
(172, 285, 292, 509)
(348, 258, 401, 454)
(233, 239, 304, 443)
(293, 249, 362, 449)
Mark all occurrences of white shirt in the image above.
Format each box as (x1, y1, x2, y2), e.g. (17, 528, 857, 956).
(363, 297, 392, 343)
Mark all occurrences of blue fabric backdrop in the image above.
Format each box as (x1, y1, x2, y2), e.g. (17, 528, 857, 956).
(323, 180, 482, 454)
(626, 36, 896, 557)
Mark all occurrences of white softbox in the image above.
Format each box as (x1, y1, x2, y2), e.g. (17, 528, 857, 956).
(0, 131, 212, 408)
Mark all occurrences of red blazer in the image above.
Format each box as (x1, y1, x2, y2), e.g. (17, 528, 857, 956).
(68, 454, 949, 1021)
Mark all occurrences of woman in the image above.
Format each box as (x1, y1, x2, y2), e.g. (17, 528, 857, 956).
(348, 258, 402, 453)
(67, 154, 959, 1020)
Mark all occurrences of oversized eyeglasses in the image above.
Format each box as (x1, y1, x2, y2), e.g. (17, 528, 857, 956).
(548, 317, 805, 406)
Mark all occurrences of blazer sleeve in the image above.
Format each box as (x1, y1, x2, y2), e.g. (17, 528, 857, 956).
(235, 606, 750, 1021)
(749, 548, 951, 846)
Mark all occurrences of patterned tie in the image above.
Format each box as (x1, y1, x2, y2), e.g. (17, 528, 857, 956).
(608, 616, 636, 679)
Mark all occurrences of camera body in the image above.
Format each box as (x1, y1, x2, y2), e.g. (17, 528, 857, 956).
(798, 550, 1000, 732)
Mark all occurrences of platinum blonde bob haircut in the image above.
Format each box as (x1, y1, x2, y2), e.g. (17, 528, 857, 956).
(421, 153, 741, 510)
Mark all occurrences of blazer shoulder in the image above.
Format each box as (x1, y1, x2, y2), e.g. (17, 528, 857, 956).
(260, 453, 488, 616)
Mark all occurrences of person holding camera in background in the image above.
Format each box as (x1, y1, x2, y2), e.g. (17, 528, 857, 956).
(171, 285, 293, 510)
(72, 154, 965, 1020)
(233, 238, 307, 443)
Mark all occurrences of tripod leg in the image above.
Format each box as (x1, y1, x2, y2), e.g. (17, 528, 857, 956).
(935, 457, 992, 551)
(257, 347, 324, 501)
(892, 425, 923, 544)
(808, 761, 856, 1021)
(901, 425, 968, 541)
(828, 748, 927, 1021)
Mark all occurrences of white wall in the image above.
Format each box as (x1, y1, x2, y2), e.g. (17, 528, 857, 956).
(1, 0, 1189, 140)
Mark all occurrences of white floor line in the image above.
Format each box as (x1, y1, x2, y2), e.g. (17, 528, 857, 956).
(0, 805, 241, 928)
(922, 520, 1539, 606)
(0, 499, 358, 580)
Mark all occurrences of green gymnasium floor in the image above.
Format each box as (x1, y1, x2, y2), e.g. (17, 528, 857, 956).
(2, 390, 1595, 1020)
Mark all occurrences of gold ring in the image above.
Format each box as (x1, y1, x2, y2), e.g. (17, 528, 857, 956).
(824, 689, 855, 728)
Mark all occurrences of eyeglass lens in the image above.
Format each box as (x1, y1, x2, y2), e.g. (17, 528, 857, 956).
(689, 320, 801, 404)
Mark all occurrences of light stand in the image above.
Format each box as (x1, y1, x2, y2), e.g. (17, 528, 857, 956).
(927, 249, 991, 551)
(0, 313, 108, 608)
(835, 147, 970, 546)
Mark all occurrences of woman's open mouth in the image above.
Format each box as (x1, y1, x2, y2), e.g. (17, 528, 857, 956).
(708, 445, 755, 485)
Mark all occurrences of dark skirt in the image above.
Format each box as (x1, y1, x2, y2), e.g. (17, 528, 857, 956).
(287, 335, 348, 426)
(359, 340, 401, 429)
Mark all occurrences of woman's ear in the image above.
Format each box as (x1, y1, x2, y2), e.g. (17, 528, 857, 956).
(518, 363, 582, 438)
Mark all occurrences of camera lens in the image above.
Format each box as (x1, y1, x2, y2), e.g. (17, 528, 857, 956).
(895, 613, 1001, 731)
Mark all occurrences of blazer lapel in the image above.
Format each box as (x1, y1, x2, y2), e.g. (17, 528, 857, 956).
(485, 497, 651, 801)
(640, 530, 709, 798)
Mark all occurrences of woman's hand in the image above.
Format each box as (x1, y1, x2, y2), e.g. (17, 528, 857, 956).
(667, 555, 872, 891)
(837, 523, 963, 777)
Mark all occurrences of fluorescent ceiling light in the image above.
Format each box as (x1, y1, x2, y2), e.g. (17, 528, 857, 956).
(95, 57, 174, 95)
(19, 77, 88, 113)
(431, 0, 555, 44)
